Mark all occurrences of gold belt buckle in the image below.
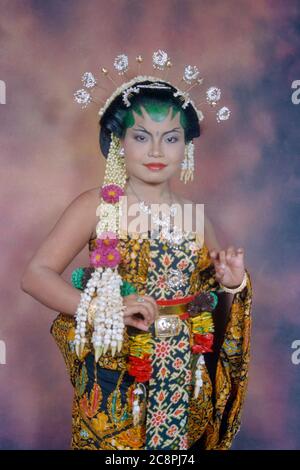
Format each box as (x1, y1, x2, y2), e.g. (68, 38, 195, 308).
(154, 314, 181, 338)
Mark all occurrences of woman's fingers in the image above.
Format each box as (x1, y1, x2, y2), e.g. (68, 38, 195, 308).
(135, 296, 159, 320)
(127, 294, 158, 321)
(123, 303, 150, 322)
(122, 294, 161, 331)
(210, 246, 238, 267)
(126, 316, 149, 332)
(226, 246, 235, 260)
(209, 248, 227, 281)
(219, 250, 226, 269)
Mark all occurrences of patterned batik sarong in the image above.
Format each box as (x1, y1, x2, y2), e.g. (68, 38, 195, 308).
(144, 319, 192, 450)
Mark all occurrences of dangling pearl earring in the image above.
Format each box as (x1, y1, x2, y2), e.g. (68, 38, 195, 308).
(180, 141, 194, 184)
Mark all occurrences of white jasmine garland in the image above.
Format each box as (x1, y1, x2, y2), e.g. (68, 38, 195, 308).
(74, 267, 103, 358)
(193, 354, 205, 398)
(74, 267, 125, 361)
(96, 202, 120, 235)
(92, 268, 125, 361)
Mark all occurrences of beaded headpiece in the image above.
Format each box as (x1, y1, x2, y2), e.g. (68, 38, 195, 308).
(73, 49, 231, 124)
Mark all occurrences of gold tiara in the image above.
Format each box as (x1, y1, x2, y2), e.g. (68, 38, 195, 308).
(73, 49, 231, 123)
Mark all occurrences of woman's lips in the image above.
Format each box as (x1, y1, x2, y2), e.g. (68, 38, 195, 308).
(143, 163, 167, 171)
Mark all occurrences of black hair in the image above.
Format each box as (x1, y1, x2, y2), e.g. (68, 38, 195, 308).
(98, 79, 201, 158)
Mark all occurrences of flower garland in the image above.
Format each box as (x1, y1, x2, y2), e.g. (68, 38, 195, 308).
(73, 132, 127, 361)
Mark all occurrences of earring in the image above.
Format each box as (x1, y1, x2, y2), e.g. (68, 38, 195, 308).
(103, 133, 127, 188)
(180, 141, 194, 184)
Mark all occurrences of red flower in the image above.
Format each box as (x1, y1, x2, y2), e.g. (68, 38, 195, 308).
(193, 333, 214, 353)
(128, 355, 152, 382)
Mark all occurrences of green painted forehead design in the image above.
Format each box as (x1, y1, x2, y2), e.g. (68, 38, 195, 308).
(122, 96, 188, 136)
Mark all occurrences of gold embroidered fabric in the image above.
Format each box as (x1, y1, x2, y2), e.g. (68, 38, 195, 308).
(50, 232, 252, 450)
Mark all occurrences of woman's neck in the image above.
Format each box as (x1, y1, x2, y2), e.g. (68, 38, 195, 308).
(125, 177, 173, 204)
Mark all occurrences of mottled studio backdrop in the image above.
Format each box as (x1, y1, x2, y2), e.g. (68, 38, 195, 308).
(0, 0, 300, 449)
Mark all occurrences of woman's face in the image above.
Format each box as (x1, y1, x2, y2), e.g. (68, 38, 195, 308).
(120, 105, 186, 184)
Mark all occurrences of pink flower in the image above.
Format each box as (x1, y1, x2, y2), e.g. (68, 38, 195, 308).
(102, 248, 121, 268)
(96, 233, 118, 250)
(90, 248, 105, 268)
(90, 247, 121, 268)
(97, 230, 118, 240)
(100, 184, 124, 204)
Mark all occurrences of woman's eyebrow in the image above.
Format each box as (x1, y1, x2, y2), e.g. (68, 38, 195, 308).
(132, 126, 182, 135)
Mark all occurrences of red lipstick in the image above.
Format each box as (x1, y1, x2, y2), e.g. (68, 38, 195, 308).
(144, 163, 167, 171)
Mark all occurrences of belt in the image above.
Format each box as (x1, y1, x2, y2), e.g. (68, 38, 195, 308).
(154, 293, 197, 338)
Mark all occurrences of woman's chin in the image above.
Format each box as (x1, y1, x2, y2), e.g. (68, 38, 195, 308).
(142, 168, 173, 181)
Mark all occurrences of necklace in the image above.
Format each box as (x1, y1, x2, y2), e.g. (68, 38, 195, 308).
(127, 180, 187, 245)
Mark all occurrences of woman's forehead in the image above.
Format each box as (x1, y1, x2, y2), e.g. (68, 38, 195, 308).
(132, 106, 182, 129)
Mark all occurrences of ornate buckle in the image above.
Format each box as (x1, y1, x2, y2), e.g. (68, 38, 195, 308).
(154, 315, 181, 338)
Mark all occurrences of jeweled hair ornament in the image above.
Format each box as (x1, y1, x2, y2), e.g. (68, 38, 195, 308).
(73, 49, 231, 123)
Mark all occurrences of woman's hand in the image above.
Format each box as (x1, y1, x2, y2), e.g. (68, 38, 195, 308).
(87, 293, 159, 331)
(122, 294, 159, 332)
(209, 246, 246, 288)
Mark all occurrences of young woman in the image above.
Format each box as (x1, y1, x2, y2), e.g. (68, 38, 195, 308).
(21, 77, 252, 450)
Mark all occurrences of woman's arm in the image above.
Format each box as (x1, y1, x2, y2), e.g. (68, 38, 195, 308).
(197, 211, 252, 449)
(20, 188, 99, 316)
(204, 212, 234, 306)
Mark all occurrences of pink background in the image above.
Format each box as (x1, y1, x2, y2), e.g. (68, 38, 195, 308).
(1, 0, 300, 449)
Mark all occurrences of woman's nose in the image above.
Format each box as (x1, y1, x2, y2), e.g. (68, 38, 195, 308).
(148, 144, 164, 158)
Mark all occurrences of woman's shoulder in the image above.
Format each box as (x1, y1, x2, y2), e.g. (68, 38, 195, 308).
(82, 187, 101, 240)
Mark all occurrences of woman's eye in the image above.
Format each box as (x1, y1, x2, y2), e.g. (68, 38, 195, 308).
(134, 135, 146, 142)
(166, 136, 178, 143)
